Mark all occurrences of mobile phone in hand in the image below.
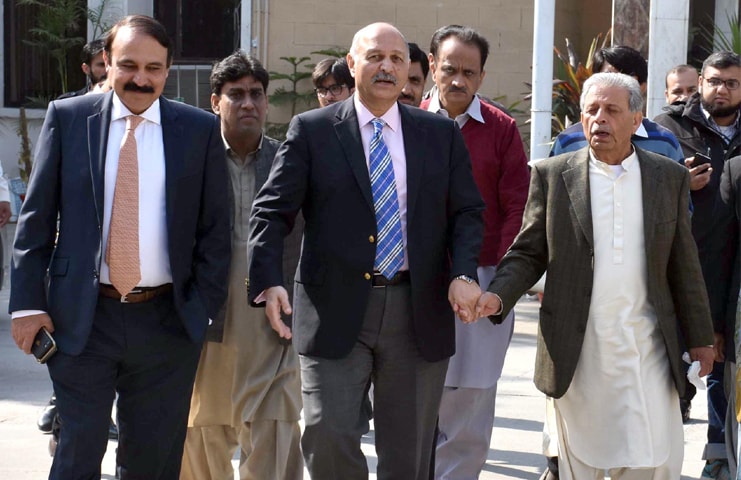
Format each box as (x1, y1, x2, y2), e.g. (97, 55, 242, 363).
(693, 152, 711, 166)
(32, 328, 57, 364)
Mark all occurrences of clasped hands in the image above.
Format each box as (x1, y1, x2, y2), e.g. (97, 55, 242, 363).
(261, 282, 509, 339)
(448, 282, 503, 323)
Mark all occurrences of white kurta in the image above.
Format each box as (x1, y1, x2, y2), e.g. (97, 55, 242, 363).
(555, 151, 680, 469)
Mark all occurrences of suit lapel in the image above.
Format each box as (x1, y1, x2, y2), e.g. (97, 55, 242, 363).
(254, 136, 273, 191)
(160, 97, 183, 233)
(334, 99, 373, 209)
(638, 149, 661, 248)
(400, 105, 424, 223)
(562, 149, 594, 249)
(87, 91, 113, 226)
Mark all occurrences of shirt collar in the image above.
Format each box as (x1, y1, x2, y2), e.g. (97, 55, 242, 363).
(354, 93, 401, 132)
(588, 145, 638, 172)
(111, 93, 161, 125)
(427, 88, 485, 124)
(221, 132, 264, 155)
(634, 120, 648, 138)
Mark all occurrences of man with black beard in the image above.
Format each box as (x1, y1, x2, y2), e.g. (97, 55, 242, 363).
(58, 39, 107, 99)
(654, 50, 741, 480)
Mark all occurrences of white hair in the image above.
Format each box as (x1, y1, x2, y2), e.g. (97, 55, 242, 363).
(580, 72, 644, 112)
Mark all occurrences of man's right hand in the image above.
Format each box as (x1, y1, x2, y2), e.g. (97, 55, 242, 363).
(263, 286, 292, 339)
(11, 313, 54, 354)
(476, 292, 503, 318)
(685, 157, 712, 191)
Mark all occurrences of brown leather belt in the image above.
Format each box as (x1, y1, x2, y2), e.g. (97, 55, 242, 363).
(372, 270, 410, 287)
(99, 283, 173, 303)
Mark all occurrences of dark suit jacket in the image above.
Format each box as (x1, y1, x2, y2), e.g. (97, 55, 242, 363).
(489, 146, 714, 398)
(10, 91, 231, 355)
(248, 98, 485, 361)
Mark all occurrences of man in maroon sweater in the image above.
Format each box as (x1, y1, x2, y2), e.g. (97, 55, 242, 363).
(420, 24, 530, 479)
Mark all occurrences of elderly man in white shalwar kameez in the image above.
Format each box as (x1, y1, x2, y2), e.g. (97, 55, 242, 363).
(477, 72, 716, 480)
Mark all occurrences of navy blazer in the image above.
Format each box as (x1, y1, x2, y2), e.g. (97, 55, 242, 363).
(248, 98, 485, 362)
(10, 92, 231, 355)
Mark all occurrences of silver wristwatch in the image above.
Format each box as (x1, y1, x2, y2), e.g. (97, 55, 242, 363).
(453, 274, 475, 284)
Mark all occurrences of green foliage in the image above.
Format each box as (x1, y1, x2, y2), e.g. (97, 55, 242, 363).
(311, 47, 350, 58)
(17, 107, 33, 183)
(268, 56, 319, 138)
(551, 30, 610, 135)
(87, 0, 116, 39)
(18, 0, 86, 94)
(698, 12, 741, 56)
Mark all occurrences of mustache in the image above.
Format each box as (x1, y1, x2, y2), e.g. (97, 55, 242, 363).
(398, 92, 415, 101)
(372, 73, 397, 85)
(123, 82, 155, 93)
(448, 85, 467, 94)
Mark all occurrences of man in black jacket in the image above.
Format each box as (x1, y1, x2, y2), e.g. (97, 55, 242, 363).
(654, 50, 741, 479)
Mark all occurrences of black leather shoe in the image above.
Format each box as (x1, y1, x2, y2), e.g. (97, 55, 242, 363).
(37, 397, 57, 433)
(680, 399, 691, 423)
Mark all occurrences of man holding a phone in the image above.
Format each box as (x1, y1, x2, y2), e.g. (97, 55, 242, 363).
(654, 50, 741, 480)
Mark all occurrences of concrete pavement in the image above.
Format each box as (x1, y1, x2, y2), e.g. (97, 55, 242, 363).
(0, 291, 713, 479)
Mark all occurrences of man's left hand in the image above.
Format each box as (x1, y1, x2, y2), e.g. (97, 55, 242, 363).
(689, 346, 715, 377)
(448, 279, 481, 323)
(0, 201, 11, 227)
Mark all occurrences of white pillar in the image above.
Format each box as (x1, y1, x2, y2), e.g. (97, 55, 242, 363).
(530, 0, 556, 164)
(241, 0, 253, 54)
(715, 0, 740, 50)
(646, 0, 689, 119)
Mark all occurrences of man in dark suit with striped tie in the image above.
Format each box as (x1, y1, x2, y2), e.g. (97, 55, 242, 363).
(248, 22, 485, 480)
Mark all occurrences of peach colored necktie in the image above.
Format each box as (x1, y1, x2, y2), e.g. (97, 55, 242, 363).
(107, 115, 144, 296)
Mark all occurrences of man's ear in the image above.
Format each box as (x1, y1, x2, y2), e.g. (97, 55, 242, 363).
(211, 93, 220, 115)
(81, 63, 91, 76)
(346, 53, 356, 78)
(428, 52, 436, 80)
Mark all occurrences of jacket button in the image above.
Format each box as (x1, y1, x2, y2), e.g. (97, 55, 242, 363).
(92, 269, 99, 278)
(369, 235, 375, 243)
(364, 272, 372, 280)
(244, 278, 249, 286)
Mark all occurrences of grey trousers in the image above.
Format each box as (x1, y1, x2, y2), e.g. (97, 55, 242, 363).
(299, 283, 449, 480)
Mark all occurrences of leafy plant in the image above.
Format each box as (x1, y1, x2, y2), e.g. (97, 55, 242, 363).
(87, 0, 116, 39)
(697, 12, 741, 57)
(17, 107, 33, 183)
(17, 0, 86, 94)
(267, 56, 319, 140)
(551, 30, 611, 134)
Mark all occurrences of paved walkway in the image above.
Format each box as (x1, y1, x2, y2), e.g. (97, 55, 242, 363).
(0, 291, 712, 479)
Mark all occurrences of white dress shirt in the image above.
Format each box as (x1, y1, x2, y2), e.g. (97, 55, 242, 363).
(100, 94, 171, 287)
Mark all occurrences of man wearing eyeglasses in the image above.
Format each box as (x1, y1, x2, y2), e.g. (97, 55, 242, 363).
(654, 50, 741, 480)
(312, 57, 355, 107)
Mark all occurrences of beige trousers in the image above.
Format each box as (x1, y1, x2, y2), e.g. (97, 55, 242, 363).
(180, 419, 302, 480)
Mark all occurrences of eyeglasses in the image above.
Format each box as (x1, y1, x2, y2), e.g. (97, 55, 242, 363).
(315, 84, 346, 97)
(704, 77, 741, 90)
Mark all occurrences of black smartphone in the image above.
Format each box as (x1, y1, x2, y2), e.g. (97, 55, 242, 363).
(693, 152, 711, 166)
(32, 328, 57, 364)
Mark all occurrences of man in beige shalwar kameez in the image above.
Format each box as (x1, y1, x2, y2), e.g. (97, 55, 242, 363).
(180, 52, 302, 480)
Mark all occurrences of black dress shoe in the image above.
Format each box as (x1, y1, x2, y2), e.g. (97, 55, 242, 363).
(680, 399, 691, 423)
(37, 404, 57, 433)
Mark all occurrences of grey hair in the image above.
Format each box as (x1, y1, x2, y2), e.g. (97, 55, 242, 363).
(580, 72, 644, 113)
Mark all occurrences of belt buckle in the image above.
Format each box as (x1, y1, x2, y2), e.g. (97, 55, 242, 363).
(121, 289, 142, 303)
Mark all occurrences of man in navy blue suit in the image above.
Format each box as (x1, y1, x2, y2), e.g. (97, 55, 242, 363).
(10, 15, 230, 479)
